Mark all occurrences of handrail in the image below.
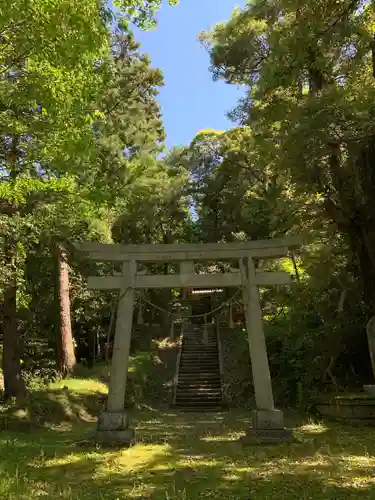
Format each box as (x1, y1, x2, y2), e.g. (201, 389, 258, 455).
(215, 315, 225, 406)
(172, 321, 184, 405)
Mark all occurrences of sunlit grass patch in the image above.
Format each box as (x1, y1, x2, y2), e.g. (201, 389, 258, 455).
(298, 422, 328, 434)
(50, 378, 108, 395)
(2, 375, 375, 499)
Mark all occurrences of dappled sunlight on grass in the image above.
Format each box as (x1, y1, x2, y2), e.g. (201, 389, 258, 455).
(50, 378, 108, 395)
(297, 422, 328, 434)
(2, 377, 375, 498)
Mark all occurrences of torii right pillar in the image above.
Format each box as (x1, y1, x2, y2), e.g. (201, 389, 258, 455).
(240, 257, 293, 444)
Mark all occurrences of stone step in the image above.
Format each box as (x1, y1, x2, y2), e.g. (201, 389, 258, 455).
(176, 398, 222, 403)
(177, 375, 221, 387)
(180, 362, 219, 367)
(180, 358, 219, 362)
(175, 398, 222, 404)
(180, 362, 219, 366)
(178, 373, 220, 378)
(183, 342, 217, 346)
(176, 391, 221, 400)
(184, 332, 215, 335)
(177, 386, 221, 390)
(183, 344, 217, 348)
(178, 380, 221, 384)
(180, 366, 219, 370)
(182, 348, 218, 352)
(183, 350, 218, 354)
(176, 407, 222, 412)
(174, 325, 222, 409)
(176, 393, 222, 398)
(175, 394, 221, 400)
(181, 360, 219, 363)
(177, 383, 221, 389)
(183, 338, 216, 341)
(183, 343, 217, 346)
(179, 378, 220, 383)
(179, 368, 219, 371)
(179, 366, 219, 370)
(180, 357, 219, 362)
(179, 370, 220, 374)
(180, 368, 219, 372)
(180, 359, 219, 364)
(177, 380, 219, 384)
(183, 349, 217, 352)
(181, 350, 218, 354)
(182, 347, 218, 350)
(176, 388, 221, 393)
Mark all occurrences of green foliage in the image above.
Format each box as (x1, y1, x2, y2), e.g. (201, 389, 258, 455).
(115, 0, 179, 29)
(204, 0, 375, 312)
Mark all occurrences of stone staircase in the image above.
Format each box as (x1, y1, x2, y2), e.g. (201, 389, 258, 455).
(174, 324, 223, 411)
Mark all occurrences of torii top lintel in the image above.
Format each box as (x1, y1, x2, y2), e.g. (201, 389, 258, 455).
(75, 236, 301, 263)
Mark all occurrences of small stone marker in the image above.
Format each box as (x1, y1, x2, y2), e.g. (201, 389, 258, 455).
(364, 316, 375, 396)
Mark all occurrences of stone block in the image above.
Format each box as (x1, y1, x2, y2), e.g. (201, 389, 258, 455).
(251, 409, 284, 430)
(96, 428, 135, 447)
(96, 411, 134, 446)
(364, 385, 375, 397)
(97, 411, 129, 431)
(241, 428, 293, 445)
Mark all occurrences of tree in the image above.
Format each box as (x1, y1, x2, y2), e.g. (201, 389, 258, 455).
(56, 246, 76, 377)
(202, 0, 375, 380)
(0, 0, 182, 392)
(92, 27, 166, 201)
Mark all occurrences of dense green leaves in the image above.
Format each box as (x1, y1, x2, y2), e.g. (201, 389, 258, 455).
(115, 0, 179, 28)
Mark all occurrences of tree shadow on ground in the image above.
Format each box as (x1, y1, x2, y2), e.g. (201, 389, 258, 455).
(1, 407, 375, 499)
(0, 387, 106, 431)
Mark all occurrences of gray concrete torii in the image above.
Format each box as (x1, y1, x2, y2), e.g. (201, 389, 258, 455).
(77, 236, 301, 444)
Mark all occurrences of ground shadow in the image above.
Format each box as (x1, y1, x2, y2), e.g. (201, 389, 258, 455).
(1, 407, 375, 499)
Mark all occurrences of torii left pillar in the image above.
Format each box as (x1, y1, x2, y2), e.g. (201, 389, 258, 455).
(97, 261, 136, 445)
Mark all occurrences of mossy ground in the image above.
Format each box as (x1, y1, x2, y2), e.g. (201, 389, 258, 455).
(1, 365, 375, 499)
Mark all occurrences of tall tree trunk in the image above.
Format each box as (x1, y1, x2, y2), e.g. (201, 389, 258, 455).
(56, 246, 76, 377)
(2, 283, 25, 399)
(354, 227, 375, 382)
(328, 209, 375, 381)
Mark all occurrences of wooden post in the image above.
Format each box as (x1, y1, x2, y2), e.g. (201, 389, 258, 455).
(180, 261, 194, 324)
(240, 257, 275, 411)
(106, 261, 136, 413)
(203, 314, 208, 344)
(137, 291, 144, 325)
(229, 301, 234, 329)
(170, 320, 175, 340)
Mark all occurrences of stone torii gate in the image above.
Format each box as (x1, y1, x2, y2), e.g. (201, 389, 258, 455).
(77, 236, 300, 444)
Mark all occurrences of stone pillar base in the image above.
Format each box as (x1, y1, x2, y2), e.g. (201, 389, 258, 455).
(241, 409, 293, 445)
(251, 409, 284, 428)
(241, 428, 293, 445)
(364, 385, 375, 397)
(96, 411, 135, 446)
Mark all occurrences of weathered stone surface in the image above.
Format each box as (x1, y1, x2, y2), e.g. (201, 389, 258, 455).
(96, 428, 135, 446)
(251, 409, 284, 430)
(241, 428, 293, 445)
(96, 411, 135, 446)
(317, 396, 375, 421)
(97, 411, 129, 431)
(366, 316, 375, 378)
(364, 385, 375, 397)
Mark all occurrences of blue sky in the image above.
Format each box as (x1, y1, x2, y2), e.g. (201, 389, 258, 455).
(133, 1, 245, 149)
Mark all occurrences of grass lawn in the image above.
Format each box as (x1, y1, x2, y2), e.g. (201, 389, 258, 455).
(1, 374, 375, 499)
